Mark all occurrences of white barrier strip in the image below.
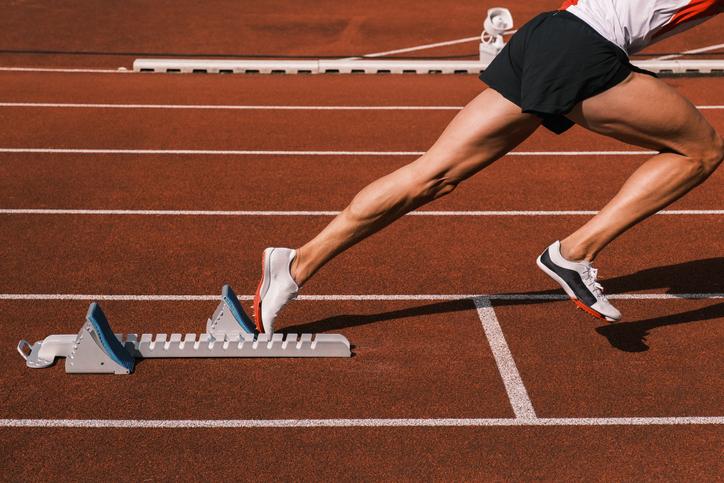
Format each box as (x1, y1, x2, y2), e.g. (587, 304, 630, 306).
(0, 102, 721, 110)
(0, 148, 657, 156)
(0, 293, 721, 301)
(475, 298, 536, 419)
(1, 59, 721, 76)
(131, 58, 724, 74)
(0, 209, 721, 216)
(0, 416, 721, 428)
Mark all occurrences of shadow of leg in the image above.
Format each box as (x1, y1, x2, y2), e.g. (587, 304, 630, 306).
(279, 259, 723, 340)
(603, 257, 724, 294)
(282, 299, 476, 333)
(595, 301, 724, 352)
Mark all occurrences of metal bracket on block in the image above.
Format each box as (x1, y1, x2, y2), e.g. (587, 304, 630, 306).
(18, 284, 351, 374)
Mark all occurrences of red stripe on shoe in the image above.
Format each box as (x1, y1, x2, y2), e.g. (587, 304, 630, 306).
(253, 252, 266, 333)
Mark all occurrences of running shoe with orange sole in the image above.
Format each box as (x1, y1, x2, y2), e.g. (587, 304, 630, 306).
(536, 240, 621, 322)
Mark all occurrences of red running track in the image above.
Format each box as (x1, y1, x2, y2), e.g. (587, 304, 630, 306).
(0, 71, 722, 480)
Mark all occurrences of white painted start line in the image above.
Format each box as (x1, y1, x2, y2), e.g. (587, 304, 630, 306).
(1, 416, 721, 428)
(0, 102, 721, 110)
(0, 148, 659, 156)
(0, 209, 722, 217)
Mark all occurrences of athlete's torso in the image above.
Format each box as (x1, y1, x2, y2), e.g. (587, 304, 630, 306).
(560, 0, 721, 54)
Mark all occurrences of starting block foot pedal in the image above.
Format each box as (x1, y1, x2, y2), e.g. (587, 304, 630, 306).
(18, 284, 351, 374)
(206, 284, 256, 338)
(17, 303, 135, 374)
(67, 303, 135, 374)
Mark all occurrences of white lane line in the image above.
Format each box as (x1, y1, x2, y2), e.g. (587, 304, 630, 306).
(653, 42, 724, 61)
(0, 148, 658, 156)
(0, 209, 721, 216)
(0, 102, 463, 110)
(474, 298, 536, 419)
(360, 36, 482, 58)
(339, 35, 479, 61)
(0, 148, 425, 156)
(340, 30, 520, 61)
(0, 67, 128, 74)
(1, 102, 721, 110)
(0, 293, 721, 301)
(0, 416, 721, 428)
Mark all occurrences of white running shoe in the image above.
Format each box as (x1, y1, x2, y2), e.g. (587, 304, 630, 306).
(253, 247, 299, 334)
(536, 240, 621, 322)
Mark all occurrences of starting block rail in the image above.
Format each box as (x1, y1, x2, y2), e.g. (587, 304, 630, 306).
(17, 285, 351, 374)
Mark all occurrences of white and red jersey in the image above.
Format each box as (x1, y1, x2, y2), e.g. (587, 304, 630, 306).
(560, 0, 722, 54)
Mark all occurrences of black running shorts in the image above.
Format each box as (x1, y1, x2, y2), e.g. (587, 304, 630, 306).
(480, 10, 655, 134)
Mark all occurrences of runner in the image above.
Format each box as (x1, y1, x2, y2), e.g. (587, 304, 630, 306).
(254, 0, 723, 332)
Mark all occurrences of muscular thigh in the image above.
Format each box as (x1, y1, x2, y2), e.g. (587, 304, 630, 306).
(566, 73, 719, 155)
(414, 88, 541, 182)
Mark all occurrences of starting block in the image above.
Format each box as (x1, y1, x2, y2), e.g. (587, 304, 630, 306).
(17, 285, 351, 374)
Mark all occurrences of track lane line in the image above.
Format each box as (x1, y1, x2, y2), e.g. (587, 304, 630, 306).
(0, 67, 128, 74)
(0, 416, 721, 428)
(653, 42, 724, 60)
(0, 148, 660, 156)
(474, 298, 536, 419)
(0, 209, 721, 216)
(0, 102, 463, 110)
(1, 293, 721, 301)
(337, 32, 515, 60)
(339, 35, 482, 60)
(0, 102, 720, 110)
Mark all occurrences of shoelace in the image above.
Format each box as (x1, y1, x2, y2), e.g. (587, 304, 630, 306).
(582, 265, 606, 299)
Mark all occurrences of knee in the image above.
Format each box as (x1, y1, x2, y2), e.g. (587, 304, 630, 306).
(703, 135, 724, 175)
(683, 135, 723, 180)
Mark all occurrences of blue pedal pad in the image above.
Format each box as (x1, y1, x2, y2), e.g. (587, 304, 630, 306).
(84, 303, 135, 373)
(222, 284, 256, 334)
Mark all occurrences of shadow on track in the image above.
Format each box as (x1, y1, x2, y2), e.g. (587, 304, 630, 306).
(600, 257, 723, 294)
(595, 302, 724, 352)
(283, 257, 723, 353)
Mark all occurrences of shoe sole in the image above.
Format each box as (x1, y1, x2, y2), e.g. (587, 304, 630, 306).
(253, 249, 273, 333)
(536, 253, 615, 322)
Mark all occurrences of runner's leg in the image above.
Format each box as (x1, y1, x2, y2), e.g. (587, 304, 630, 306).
(291, 88, 541, 285)
(560, 72, 723, 262)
